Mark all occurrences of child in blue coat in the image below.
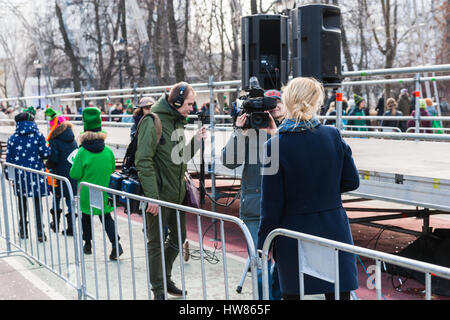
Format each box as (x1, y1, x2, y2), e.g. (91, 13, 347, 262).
(6, 107, 50, 242)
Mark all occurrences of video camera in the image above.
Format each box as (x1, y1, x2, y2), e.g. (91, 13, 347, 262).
(234, 77, 277, 130)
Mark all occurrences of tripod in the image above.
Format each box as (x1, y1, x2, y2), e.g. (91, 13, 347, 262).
(236, 257, 251, 293)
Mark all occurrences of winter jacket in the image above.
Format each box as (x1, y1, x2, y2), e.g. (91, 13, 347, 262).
(69, 131, 116, 215)
(381, 109, 404, 132)
(46, 121, 78, 199)
(397, 93, 411, 117)
(347, 108, 367, 131)
(406, 109, 432, 133)
(6, 120, 50, 197)
(257, 120, 360, 295)
(135, 95, 200, 204)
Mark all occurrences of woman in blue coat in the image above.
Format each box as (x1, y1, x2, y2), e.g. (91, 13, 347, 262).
(6, 108, 51, 242)
(257, 77, 360, 300)
(45, 108, 78, 236)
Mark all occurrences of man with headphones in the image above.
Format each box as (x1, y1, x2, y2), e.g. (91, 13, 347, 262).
(135, 82, 206, 300)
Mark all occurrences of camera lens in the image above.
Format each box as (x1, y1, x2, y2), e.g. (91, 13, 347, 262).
(250, 112, 269, 129)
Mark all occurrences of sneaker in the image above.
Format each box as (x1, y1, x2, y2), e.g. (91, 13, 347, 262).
(83, 242, 92, 255)
(109, 243, 124, 261)
(167, 281, 186, 297)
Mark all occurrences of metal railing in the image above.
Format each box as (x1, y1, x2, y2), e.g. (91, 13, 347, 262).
(75, 181, 259, 300)
(261, 228, 450, 300)
(0, 162, 82, 298)
(0, 161, 259, 300)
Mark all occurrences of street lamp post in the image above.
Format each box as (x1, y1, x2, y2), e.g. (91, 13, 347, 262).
(113, 39, 126, 104)
(34, 60, 42, 109)
(276, 0, 296, 15)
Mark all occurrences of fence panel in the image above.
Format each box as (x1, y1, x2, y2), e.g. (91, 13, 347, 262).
(0, 162, 82, 298)
(76, 181, 259, 300)
(261, 228, 450, 300)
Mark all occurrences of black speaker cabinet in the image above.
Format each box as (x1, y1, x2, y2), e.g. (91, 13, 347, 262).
(241, 14, 289, 91)
(291, 4, 342, 86)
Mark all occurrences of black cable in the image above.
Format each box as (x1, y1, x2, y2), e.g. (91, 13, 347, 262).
(190, 145, 242, 208)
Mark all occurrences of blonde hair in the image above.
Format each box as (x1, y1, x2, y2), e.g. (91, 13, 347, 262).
(282, 77, 325, 122)
(386, 97, 397, 109)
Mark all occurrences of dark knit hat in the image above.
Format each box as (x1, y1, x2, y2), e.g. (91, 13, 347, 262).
(82, 107, 103, 132)
(353, 94, 364, 106)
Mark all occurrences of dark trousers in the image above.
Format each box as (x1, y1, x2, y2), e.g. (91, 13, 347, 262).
(17, 196, 43, 236)
(283, 291, 351, 300)
(81, 213, 119, 245)
(145, 207, 186, 296)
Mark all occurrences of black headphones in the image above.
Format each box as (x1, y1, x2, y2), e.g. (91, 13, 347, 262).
(173, 84, 187, 109)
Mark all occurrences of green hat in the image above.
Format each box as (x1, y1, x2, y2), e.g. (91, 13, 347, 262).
(45, 107, 61, 120)
(22, 106, 36, 116)
(82, 107, 103, 132)
(353, 94, 364, 106)
(419, 99, 427, 109)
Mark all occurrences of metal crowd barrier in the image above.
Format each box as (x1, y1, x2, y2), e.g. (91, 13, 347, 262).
(0, 161, 259, 300)
(261, 228, 450, 300)
(0, 162, 82, 298)
(75, 182, 259, 300)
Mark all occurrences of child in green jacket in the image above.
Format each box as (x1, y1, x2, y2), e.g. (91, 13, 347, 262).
(70, 107, 123, 260)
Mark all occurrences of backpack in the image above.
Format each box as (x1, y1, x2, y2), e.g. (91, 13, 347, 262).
(122, 113, 163, 174)
(109, 113, 162, 214)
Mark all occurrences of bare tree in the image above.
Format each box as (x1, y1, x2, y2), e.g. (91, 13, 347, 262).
(363, 0, 400, 99)
(167, 0, 187, 81)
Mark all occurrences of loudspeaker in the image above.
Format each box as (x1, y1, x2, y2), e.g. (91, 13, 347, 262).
(291, 4, 342, 86)
(241, 14, 289, 91)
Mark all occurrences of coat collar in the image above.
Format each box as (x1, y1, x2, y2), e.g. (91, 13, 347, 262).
(278, 118, 321, 133)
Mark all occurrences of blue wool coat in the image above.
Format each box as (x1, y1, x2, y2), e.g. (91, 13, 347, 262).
(46, 122, 78, 199)
(6, 121, 51, 197)
(257, 123, 360, 296)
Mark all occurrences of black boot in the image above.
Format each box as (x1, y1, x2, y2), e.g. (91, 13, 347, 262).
(109, 243, 124, 261)
(50, 209, 62, 233)
(18, 222, 29, 239)
(61, 213, 74, 237)
(83, 241, 92, 255)
(37, 232, 47, 243)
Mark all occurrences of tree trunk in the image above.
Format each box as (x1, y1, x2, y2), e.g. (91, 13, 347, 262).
(55, 1, 81, 109)
(119, 0, 135, 86)
(167, 0, 186, 82)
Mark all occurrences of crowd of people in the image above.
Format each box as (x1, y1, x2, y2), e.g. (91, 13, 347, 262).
(321, 88, 448, 133)
(2, 78, 448, 301)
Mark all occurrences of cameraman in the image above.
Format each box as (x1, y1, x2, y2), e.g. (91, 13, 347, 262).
(220, 89, 283, 300)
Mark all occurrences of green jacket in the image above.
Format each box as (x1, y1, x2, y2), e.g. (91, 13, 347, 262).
(69, 131, 116, 215)
(348, 108, 368, 131)
(135, 95, 200, 204)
